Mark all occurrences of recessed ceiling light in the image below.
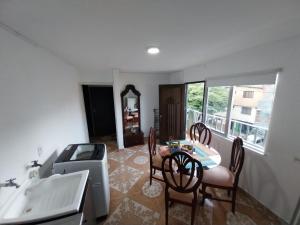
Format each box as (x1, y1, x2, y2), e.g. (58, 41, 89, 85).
(147, 47, 160, 55)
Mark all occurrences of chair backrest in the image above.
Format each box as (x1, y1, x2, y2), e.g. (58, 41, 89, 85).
(148, 127, 157, 158)
(189, 122, 212, 146)
(229, 137, 245, 186)
(162, 151, 203, 193)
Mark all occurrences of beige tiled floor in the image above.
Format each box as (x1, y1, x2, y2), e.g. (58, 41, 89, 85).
(99, 142, 282, 225)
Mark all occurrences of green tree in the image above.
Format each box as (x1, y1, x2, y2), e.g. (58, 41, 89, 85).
(207, 87, 229, 114)
(187, 84, 229, 114)
(187, 83, 204, 111)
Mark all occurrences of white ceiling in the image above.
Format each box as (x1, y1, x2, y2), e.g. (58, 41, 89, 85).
(1, 0, 300, 73)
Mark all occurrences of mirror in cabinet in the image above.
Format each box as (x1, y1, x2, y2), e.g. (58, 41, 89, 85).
(121, 85, 144, 147)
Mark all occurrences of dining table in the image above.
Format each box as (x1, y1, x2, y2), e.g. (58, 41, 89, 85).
(159, 140, 221, 170)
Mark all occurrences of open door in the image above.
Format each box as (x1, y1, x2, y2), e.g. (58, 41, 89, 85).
(159, 84, 185, 143)
(185, 81, 206, 133)
(82, 85, 116, 142)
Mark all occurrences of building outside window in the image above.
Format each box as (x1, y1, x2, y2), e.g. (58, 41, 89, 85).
(229, 84, 276, 148)
(243, 90, 254, 98)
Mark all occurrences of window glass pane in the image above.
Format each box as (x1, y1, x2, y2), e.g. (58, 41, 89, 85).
(206, 86, 230, 133)
(230, 84, 275, 148)
(241, 106, 252, 115)
(243, 91, 254, 98)
(186, 82, 205, 131)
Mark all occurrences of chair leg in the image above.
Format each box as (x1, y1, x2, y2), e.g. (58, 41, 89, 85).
(191, 196, 197, 225)
(227, 190, 231, 197)
(165, 190, 169, 225)
(153, 168, 156, 174)
(201, 184, 207, 205)
(232, 189, 236, 213)
(150, 168, 153, 185)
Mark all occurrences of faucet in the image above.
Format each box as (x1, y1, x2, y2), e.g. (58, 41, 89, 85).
(0, 178, 20, 189)
(31, 160, 42, 168)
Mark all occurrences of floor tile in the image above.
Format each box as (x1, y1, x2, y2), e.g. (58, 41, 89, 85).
(103, 197, 160, 225)
(109, 164, 144, 193)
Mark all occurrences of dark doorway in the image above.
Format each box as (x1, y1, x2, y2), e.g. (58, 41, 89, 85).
(82, 85, 116, 142)
(159, 84, 186, 143)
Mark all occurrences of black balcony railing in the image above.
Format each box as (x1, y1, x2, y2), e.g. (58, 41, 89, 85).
(186, 108, 268, 148)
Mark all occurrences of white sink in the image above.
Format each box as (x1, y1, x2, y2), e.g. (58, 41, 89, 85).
(0, 170, 89, 224)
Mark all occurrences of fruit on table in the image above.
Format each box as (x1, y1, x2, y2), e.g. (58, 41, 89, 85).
(182, 144, 193, 150)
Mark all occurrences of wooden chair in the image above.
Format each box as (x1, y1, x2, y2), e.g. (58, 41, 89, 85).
(201, 137, 245, 213)
(148, 127, 168, 185)
(162, 151, 203, 225)
(189, 122, 212, 146)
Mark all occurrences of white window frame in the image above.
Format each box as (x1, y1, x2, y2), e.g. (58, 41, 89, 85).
(202, 71, 279, 154)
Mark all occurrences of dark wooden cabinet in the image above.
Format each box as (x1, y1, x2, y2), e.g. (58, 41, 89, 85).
(121, 85, 144, 147)
(124, 131, 144, 147)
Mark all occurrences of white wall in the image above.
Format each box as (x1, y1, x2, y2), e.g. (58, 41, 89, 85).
(0, 26, 88, 205)
(79, 69, 113, 84)
(114, 72, 170, 148)
(171, 35, 300, 223)
(169, 71, 185, 84)
(112, 69, 124, 148)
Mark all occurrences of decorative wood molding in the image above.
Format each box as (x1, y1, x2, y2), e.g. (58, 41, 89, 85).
(121, 84, 143, 147)
(121, 84, 141, 97)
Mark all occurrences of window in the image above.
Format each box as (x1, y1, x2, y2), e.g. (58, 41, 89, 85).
(203, 83, 277, 151)
(243, 91, 254, 98)
(185, 71, 279, 152)
(205, 86, 230, 134)
(241, 107, 251, 115)
(229, 84, 276, 149)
